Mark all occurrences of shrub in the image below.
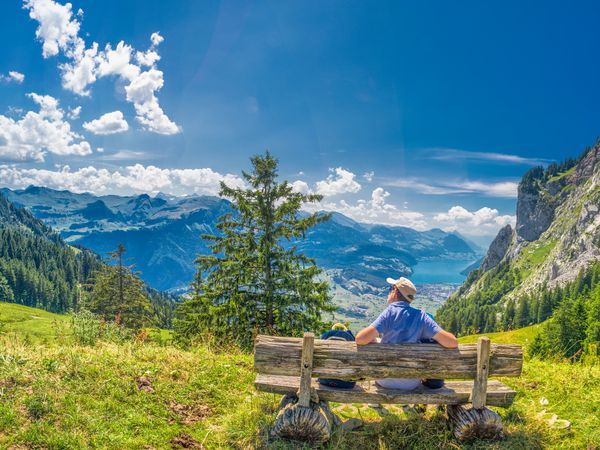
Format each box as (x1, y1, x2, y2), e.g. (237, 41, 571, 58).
(70, 309, 132, 346)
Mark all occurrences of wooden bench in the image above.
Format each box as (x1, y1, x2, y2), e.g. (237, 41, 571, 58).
(254, 333, 523, 443)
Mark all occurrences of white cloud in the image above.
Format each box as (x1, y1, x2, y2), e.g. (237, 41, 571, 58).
(67, 105, 81, 120)
(0, 164, 245, 196)
(384, 178, 518, 198)
(0, 92, 91, 162)
(124, 68, 179, 135)
(315, 167, 362, 196)
(24, 0, 81, 58)
(24, 0, 179, 135)
(452, 180, 518, 198)
(433, 206, 515, 236)
(425, 148, 553, 166)
(307, 187, 428, 230)
(97, 150, 149, 161)
(0, 71, 25, 84)
(60, 43, 98, 96)
(291, 180, 311, 195)
(83, 111, 129, 135)
(150, 32, 164, 47)
(363, 171, 374, 182)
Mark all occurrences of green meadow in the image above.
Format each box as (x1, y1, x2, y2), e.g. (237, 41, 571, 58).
(0, 302, 598, 449)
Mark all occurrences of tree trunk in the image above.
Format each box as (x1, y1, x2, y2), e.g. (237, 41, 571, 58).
(270, 395, 339, 443)
(446, 405, 504, 441)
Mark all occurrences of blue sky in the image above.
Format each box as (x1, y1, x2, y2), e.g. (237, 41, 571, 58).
(1, 0, 599, 244)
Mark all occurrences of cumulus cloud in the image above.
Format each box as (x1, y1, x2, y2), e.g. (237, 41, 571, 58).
(67, 105, 81, 119)
(0, 164, 245, 196)
(363, 171, 374, 182)
(0, 71, 25, 84)
(0, 92, 91, 162)
(23, 0, 81, 58)
(433, 206, 515, 236)
(290, 180, 311, 195)
(315, 167, 362, 196)
(24, 0, 179, 135)
(307, 187, 428, 230)
(83, 111, 129, 135)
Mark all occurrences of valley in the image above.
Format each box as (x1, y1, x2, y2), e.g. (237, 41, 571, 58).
(1, 186, 481, 319)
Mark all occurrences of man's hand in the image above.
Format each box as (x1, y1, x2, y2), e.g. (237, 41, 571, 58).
(356, 325, 379, 345)
(432, 329, 458, 348)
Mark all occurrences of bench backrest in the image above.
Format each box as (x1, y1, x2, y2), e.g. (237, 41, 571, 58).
(254, 334, 523, 381)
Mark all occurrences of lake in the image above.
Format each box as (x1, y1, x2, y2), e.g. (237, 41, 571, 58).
(410, 259, 477, 284)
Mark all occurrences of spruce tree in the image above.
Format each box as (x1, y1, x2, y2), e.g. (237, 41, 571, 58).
(175, 152, 335, 348)
(515, 296, 531, 328)
(86, 244, 153, 329)
(0, 273, 14, 302)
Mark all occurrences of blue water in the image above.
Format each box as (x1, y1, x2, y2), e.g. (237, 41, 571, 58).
(410, 259, 476, 284)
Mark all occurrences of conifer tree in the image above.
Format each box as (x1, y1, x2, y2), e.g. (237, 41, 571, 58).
(502, 300, 516, 330)
(515, 296, 531, 328)
(175, 152, 335, 348)
(0, 273, 13, 302)
(86, 244, 153, 329)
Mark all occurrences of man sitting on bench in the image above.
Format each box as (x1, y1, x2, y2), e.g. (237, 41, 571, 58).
(355, 276, 458, 390)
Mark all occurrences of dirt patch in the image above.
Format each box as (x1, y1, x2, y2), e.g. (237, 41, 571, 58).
(170, 433, 205, 449)
(167, 401, 210, 424)
(135, 375, 154, 393)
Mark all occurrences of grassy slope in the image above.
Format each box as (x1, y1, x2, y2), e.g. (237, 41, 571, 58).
(0, 302, 598, 449)
(0, 302, 68, 342)
(457, 324, 543, 346)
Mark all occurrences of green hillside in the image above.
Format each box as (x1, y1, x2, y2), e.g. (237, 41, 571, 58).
(437, 143, 600, 339)
(0, 302, 68, 342)
(0, 302, 598, 449)
(458, 323, 543, 345)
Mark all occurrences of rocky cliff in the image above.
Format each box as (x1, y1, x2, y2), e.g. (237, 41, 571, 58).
(436, 139, 600, 334)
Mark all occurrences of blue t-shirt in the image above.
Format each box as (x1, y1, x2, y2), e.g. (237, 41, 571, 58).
(371, 301, 442, 390)
(371, 301, 442, 344)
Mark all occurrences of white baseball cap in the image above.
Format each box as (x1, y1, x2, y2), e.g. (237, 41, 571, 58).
(386, 276, 417, 301)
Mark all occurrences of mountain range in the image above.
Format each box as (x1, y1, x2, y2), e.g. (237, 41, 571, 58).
(437, 139, 600, 334)
(0, 186, 482, 325)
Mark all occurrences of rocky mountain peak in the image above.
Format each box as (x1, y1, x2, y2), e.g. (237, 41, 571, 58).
(479, 224, 514, 272)
(442, 138, 600, 331)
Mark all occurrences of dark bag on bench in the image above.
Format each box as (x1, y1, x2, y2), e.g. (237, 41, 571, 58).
(317, 325, 356, 389)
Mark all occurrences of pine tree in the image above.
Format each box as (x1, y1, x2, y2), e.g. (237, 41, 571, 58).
(502, 300, 516, 330)
(0, 273, 14, 302)
(584, 288, 600, 356)
(515, 296, 531, 328)
(175, 152, 335, 348)
(86, 244, 153, 329)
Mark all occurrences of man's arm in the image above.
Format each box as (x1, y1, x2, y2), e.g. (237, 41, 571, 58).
(432, 329, 458, 348)
(356, 325, 379, 345)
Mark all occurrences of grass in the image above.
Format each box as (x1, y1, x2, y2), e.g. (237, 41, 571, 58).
(0, 301, 598, 449)
(0, 302, 68, 343)
(516, 239, 557, 280)
(458, 323, 543, 346)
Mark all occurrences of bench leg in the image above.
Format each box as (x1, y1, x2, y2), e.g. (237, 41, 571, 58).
(446, 405, 504, 441)
(270, 394, 340, 443)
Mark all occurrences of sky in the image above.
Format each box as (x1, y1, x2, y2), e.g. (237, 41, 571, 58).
(1, 0, 600, 245)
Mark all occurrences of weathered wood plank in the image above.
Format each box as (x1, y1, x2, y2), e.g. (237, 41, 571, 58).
(255, 374, 517, 408)
(254, 335, 523, 380)
(472, 337, 491, 409)
(297, 332, 315, 407)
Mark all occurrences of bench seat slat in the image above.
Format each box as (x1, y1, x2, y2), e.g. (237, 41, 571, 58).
(255, 374, 517, 408)
(254, 335, 523, 380)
